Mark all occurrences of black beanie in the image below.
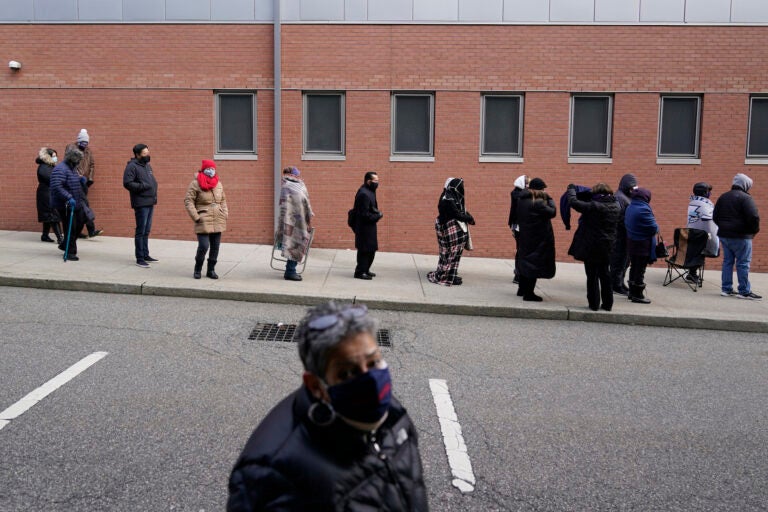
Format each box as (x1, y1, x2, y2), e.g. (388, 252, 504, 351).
(529, 178, 547, 190)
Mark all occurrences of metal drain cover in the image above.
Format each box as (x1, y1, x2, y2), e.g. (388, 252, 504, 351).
(249, 323, 391, 347)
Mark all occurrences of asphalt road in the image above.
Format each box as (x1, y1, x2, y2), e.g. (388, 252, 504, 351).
(1, 287, 766, 511)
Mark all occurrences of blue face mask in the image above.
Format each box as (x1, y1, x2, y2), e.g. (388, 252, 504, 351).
(327, 366, 392, 424)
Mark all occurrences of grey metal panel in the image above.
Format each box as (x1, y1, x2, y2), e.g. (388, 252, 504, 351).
(368, 0, 413, 21)
(255, 0, 273, 21)
(281, 0, 300, 21)
(550, 0, 593, 21)
(503, 0, 549, 22)
(301, 0, 344, 21)
(595, 0, 639, 22)
(345, 0, 367, 21)
(732, 0, 768, 22)
(167, 0, 210, 20)
(0, 0, 34, 20)
(414, 0, 458, 21)
(123, 0, 166, 21)
(640, 0, 685, 22)
(685, 0, 731, 22)
(34, 0, 77, 20)
(212, 0, 253, 20)
(78, 0, 122, 20)
(459, 0, 502, 21)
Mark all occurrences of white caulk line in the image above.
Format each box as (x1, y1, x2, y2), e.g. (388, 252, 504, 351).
(0, 351, 108, 431)
(429, 378, 476, 493)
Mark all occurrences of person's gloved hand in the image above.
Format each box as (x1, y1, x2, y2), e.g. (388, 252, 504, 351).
(80, 176, 87, 185)
(467, 214, 476, 225)
(567, 183, 576, 190)
(67, 197, 76, 209)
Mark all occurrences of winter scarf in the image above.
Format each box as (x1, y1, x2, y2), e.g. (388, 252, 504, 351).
(197, 172, 219, 191)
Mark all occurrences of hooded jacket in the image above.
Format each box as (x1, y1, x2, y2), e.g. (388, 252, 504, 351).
(515, 190, 557, 279)
(437, 178, 474, 225)
(123, 158, 158, 209)
(36, 149, 60, 223)
(625, 188, 659, 261)
(713, 175, 760, 239)
(508, 175, 527, 231)
(566, 188, 620, 262)
(227, 387, 428, 511)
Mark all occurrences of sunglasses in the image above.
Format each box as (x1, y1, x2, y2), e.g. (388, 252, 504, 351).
(307, 305, 368, 331)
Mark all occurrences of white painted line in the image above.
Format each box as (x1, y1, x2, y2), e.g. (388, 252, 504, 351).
(429, 378, 476, 493)
(0, 352, 108, 430)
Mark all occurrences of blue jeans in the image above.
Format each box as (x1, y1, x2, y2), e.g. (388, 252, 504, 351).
(720, 237, 752, 294)
(134, 206, 154, 261)
(285, 259, 298, 277)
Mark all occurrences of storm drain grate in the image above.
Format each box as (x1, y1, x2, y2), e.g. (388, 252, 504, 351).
(249, 323, 391, 347)
(248, 323, 297, 343)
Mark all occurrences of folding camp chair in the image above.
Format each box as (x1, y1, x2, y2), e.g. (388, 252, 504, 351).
(270, 227, 316, 274)
(662, 227, 709, 292)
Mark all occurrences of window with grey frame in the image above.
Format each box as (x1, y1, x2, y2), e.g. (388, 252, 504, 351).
(303, 92, 345, 155)
(747, 96, 768, 158)
(658, 95, 701, 158)
(391, 93, 434, 156)
(216, 92, 256, 155)
(482, 94, 523, 156)
(570, 95, 613, 157)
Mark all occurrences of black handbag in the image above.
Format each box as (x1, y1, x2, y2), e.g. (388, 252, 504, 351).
(655, 234, 669, 258)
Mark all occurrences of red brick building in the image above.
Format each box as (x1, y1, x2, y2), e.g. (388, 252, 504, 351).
(2, 1, 767, 270)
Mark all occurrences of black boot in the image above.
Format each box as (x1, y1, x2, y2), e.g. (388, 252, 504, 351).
(52, 223, 64, 245)
(193, 258, 204, 279)
(206, 259, 218, 279)
(629, 282, 651, 304)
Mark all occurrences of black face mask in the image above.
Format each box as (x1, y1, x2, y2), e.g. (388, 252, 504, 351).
(368, 181, 379, 191)
(139, 155, 151, 164)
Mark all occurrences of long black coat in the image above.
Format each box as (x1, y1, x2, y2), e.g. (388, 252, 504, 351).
(227, 387, 428, 511)
(353, 185, 381, 252)
(566, 189, 621, 263)
(36, 160, 60, 223)
(516, 191, 557, 279)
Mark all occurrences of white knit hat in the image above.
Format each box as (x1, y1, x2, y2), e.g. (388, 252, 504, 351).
(76, 129, 90, 143)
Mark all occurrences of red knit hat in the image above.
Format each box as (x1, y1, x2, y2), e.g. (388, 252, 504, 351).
(201, 159, 216, 170)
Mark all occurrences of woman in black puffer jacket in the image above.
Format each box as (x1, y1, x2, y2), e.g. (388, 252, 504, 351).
(35, 147, 63, 244)
(566, 183, 621, 311)
(515, 178, 557, 302)
(228, 301, 428, 512)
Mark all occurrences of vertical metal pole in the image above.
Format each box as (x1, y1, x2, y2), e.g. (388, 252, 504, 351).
(273, 0, 282, 231)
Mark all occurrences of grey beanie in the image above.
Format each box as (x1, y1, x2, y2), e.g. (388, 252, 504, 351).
(76, 129, 90, 143)
(732, 173, 753, 192)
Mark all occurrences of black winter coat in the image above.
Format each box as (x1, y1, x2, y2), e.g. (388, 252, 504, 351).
(566, 190, 620, 263)
(516, 191, 557, 279)
(227, 387, 428, 512)
(353, 185, 382, 252)
(123, 158, 158, 209)
(36, 161, 60, 223)
(713, 186, 760, 239)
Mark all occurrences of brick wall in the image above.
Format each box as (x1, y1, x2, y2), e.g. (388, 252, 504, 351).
(2, 24, 766, 270)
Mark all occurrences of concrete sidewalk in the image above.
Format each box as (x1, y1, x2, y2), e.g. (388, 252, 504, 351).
(1, 230, 766, 332)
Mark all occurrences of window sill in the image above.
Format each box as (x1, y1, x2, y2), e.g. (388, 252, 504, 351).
(214, 154, 258, 161)
(656, 158, 701, 165)
(302, 154, 346, 161)
(389, 155, 435, 163)
(568, 157, 612, 164)
(479, 156, 524, 163)
(745, 158, 768, 165)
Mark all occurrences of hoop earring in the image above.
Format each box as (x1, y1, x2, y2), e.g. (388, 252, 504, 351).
(308, 401, 336, 427)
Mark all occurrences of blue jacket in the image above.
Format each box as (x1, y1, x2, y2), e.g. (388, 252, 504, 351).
(559, 185, 592, 230)
(49, 162, 83, 210)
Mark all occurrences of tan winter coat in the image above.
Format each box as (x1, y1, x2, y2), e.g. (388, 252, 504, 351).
(184, 178, 228, 234)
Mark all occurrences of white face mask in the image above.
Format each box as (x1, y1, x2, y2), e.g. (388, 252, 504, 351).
(51, 156, 58, 164)
(203, 168, 216, 178)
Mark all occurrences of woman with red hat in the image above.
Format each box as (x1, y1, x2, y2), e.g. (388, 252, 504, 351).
(184, 159, 228, 279)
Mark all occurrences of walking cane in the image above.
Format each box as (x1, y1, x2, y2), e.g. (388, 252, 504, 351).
(63, 202, 74, 262)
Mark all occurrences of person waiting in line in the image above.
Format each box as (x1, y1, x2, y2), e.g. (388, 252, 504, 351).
(609, 173, 638, 296)
(184, 159, 228, 279)
(35, 147, 63, 244)
(515, 178, 556, 302)
(49, 146, 86, 260)
(686, 182, 719, 284)
(624, 188, 659, 304)
(507, 174, 529, 284)
(227, 301, 428, 511)
(123, 143, 159, 268)
(277, 166, 314, 281)
(427, 177, 475, 286)
(566, 183, 621, 311)
(351, 171, 382, 280)
(65, 129, 103, 239)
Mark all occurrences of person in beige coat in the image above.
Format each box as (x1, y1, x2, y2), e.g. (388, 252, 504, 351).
(184, 159, 228, 279)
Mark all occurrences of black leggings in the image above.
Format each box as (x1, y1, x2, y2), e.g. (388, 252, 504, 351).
(195, 233, 221, 263)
